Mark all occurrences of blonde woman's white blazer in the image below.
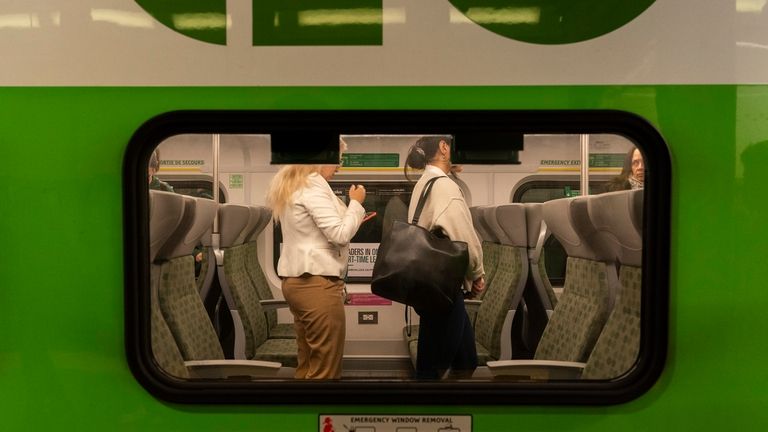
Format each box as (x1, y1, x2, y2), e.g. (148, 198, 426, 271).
(277, 173, 365, 278)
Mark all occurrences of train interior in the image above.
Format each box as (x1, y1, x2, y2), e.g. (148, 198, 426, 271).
(147, 132, 643, 382)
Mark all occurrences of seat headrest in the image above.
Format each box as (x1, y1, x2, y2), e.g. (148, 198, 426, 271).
(543, 196, 613, 261)
(246, 205, 272, 243)
(470, 206, 496, 242)
(494, 204, 527, 247)
(162, 197, 218, 259)
(200, 225, 214, 247)
(479, 206, 501, 243)
(149, 190, 185, 263)
(523, 203, 544, 249)
(588, 190, 643, 266)
(156, 196, 195, 261)
(219, 204, 253, 248)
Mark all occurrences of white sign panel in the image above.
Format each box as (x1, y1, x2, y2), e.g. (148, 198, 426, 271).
(319, 415, 472, 432)
(347, 243, 379, 278)
(1, 1, 767, 85)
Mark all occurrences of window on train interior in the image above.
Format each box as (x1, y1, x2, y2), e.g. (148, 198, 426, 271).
(127, 111, 669, 405)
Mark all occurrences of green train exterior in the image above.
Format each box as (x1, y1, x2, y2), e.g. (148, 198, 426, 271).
(2, 1, 768, 430)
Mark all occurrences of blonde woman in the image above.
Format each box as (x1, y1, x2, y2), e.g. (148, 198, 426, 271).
(266, 157, 366, 379)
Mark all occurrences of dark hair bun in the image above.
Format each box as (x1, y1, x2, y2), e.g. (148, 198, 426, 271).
(405, 145, 427, 170)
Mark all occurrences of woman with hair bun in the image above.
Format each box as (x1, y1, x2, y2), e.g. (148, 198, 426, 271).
(404, 135, 485, 379)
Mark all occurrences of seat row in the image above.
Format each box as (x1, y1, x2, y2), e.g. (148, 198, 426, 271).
(149, 190, 297, 379)
(487, 189, 643, 379)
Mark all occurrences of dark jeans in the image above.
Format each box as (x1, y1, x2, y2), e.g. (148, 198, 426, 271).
(415, 290, 478, 379)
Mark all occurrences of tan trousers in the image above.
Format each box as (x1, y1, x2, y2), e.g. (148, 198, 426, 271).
(282, 275, 346, 379)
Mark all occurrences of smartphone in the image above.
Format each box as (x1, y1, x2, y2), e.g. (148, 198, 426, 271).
(362, 211, 377, 222)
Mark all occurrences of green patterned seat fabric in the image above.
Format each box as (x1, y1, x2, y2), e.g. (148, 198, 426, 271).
(266, 323, 297, 339)
(252, 338, 299, 367)
(223, 244, 299, 364)
(475, 342, 492, 366)
(195, 246, 209, 292)
(158, 256, 225, 361)
(538, 248, 558, 308)
(465, 240, 500, 327)
(150, 265, 189, 378)
(223, 244, 270, 359)
(582, 265, 641, 379)
(479, 241, 500, 299)
(534, 257, 611, 362)
(244, 242, 276, 326)
(245, 241, 296, 339)
(473, 245, 524, 363)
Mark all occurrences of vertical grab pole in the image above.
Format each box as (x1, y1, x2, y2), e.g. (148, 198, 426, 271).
(212, 134, 221, 248)
(580, 134, 590, 196)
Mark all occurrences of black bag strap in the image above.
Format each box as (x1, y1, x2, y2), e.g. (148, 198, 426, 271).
(411, 176, 444, 225)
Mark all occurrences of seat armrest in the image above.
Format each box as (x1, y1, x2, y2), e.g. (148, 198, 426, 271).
(260, 299, 289, 311)
(185, 359, 281, 379)
(486, 359, 586, 380)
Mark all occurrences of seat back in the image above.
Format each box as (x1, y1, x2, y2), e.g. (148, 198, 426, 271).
(148, 191, 189, 377)
(244, 206, 278, 329)
(156, 196, 224, 361)
(582, 189, 643, 379)
(505, 202, 558, 358)
(470, 206, 500, 298)
(524, 203, 558, 311)
(534, 196, 616, 362)
(218, 204, 270, 359)
(473, 204, 529, 362)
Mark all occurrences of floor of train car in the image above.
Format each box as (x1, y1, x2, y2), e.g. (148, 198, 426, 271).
(271, 340, 493, 380)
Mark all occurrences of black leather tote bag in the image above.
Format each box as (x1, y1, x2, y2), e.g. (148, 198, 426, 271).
(371, 176, 469, 315)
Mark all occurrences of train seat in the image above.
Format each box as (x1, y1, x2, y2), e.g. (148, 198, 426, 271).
(507, 203, 558, 359)
(472, 204, 529, 363)
(153, 194, 281, 378)
(243, 206, 295, 339)
(525, 203, 558, 312)
(581, 189, 642, 379)
(217, 204, 297, 366)
(149, 190, 189, 378)
(487, 196, 617, 379)
(469, 206, 501, 301)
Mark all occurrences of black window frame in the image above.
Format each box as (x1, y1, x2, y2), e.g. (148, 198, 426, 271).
(124, 110, 670, 405)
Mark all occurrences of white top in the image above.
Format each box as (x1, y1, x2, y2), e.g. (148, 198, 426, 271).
(408, 165, 484, 282)
(277, 172, 365, 278)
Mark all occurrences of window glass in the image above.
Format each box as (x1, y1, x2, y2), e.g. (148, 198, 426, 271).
(127, 111, 668, 405)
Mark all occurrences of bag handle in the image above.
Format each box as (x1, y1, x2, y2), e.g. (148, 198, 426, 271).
(411, 176, 444, 224)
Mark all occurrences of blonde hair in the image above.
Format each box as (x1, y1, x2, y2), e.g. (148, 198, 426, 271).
(266, 165, 320, 222)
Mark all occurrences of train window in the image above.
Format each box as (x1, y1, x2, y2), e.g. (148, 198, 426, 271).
(125, 110, 669, 405)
